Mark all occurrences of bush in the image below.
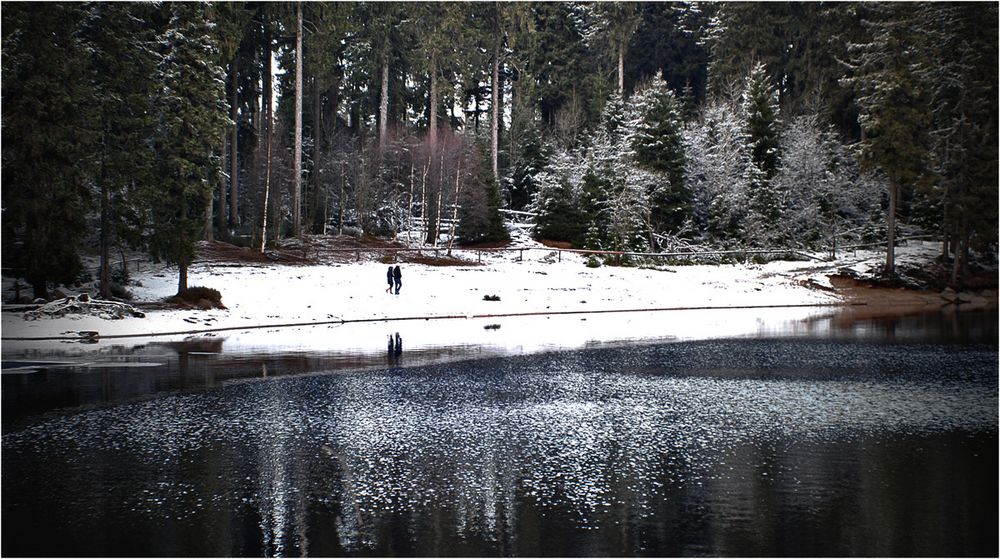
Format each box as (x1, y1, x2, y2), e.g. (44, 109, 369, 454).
(483, 294, 501, 301)
(585, 256, 601, 268)
(111, 266, 130, 285)
(109, 282, 134, 301)
(167, 286, 225, 309)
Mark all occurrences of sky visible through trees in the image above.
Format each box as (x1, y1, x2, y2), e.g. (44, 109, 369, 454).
(1, 2, 997, 298)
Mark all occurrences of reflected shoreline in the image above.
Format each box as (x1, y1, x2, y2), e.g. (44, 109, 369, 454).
(2, 307, 996, 428)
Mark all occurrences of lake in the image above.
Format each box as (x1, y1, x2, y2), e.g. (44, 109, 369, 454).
(2, 308, 997, 556)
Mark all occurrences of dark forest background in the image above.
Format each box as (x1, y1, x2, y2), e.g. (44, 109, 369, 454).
(2, 2, 997, 298)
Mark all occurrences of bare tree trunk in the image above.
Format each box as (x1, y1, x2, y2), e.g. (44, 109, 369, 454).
(205, 189, 214, 242)
(434, 188, 443, 248)
(420, 158, 428, 241)
(358, 144, 367, 232)
(338, 161, 345, 236)
(311, 76, 322, 233)
(429, 59, 438, 152)
(951, 239, 960, 285)
(178, 261, 188, 294)
(379, 61, 389, 154)
(218, 127, 228, 234)
(447, 160, 461, 255)
(407, 155, 415, 242)
(229, 59, 239, 228)
(179, 202, 189, 292)
(885, 178, 897, 277)
(618, 41, 625, 97)
(261, 11, 272, 247)
(491, 44, 500, 180)
(99, 176, 110, 299)
(260, 121, 273, 253)
(323, 190, 329, 235)
(292, 1, 303, 238)
(961, 235, 970, 278)
(425, 61, 439, 245)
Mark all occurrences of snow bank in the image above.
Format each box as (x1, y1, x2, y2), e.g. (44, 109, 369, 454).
(0, 242, 946, 358)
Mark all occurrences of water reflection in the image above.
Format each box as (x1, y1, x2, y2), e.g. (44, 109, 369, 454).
(3, 308, 995, 426)
(386, 333, 402, 367)
(2, 328, 997, 556)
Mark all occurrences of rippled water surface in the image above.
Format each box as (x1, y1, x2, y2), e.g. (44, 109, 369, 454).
(2, 311, 997, 556)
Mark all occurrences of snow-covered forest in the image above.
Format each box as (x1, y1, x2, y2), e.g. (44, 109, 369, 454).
(2, 2, 997, 299)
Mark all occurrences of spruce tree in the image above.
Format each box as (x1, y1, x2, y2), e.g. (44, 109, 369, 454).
(1, 3, 95, 299)
(580, 168, 611, 250)
(79, 2, 159, 298)
(741, 61, 782, 240)
(845, 3, 932, 277)
(912, 3, 998, 280)
(529, 149, 585, 243)
(149, 3, 230, 293)
(630, 74, 691, 237)
(506, 118, 550, 211)
(684, 99, 752, 243)
(458, 146, 510, 245)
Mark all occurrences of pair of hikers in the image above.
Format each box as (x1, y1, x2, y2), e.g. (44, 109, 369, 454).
(385, 265, 402, 294)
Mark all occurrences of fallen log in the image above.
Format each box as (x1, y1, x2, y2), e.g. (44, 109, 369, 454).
(24, 294, 146, 321)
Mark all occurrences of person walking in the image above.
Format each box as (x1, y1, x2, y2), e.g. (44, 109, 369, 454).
(385, 266, 394, 293)
(393, 265, 402, 294)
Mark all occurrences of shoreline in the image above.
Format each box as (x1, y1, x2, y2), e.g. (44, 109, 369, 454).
(2, 240, 996, 356)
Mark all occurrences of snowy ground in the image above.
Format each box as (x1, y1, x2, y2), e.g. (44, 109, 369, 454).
(0, 238, 967, 358)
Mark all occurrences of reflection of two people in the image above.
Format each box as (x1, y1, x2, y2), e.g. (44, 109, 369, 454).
(386, 332, 402, 366)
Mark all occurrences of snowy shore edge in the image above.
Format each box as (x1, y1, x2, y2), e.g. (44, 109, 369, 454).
(2, 240, 994, 358)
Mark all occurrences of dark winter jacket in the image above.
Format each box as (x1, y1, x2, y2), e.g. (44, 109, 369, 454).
(386, 267, 393, 285)
(392, 266, 401, 280)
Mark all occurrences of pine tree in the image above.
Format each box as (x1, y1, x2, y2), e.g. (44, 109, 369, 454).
(1, 3, 95, 299)
(149, 3, 231, 293)
(409, 2, 469, 245)
(506, 117, 550, 212)
(531, 3, 606, 130)
(530, 148, 586, 243)
(629, 74, 691, 237)
(79, 2, 160, 298)
(588, 2, 641, 96)
(683, 99, 752, 243)
(912, 3, 998, 281)
(741, 61, 782, 243)
(590, 94, 650, 255)
(627, 3, 710, 106)
(457, 145, 509, 245)
(706, 2, 849, 118)
(844, 3, 933, 277)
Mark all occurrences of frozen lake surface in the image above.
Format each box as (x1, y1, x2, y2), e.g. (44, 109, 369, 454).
(2, 309, 997, 556)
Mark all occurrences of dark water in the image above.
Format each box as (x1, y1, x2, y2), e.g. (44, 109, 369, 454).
(2, 310, 997, 557)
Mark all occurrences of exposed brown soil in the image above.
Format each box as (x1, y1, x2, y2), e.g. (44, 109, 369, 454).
(829, 274, 947, 306)
(825, 273, 997, 323)
(537, 239, 574, 250)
